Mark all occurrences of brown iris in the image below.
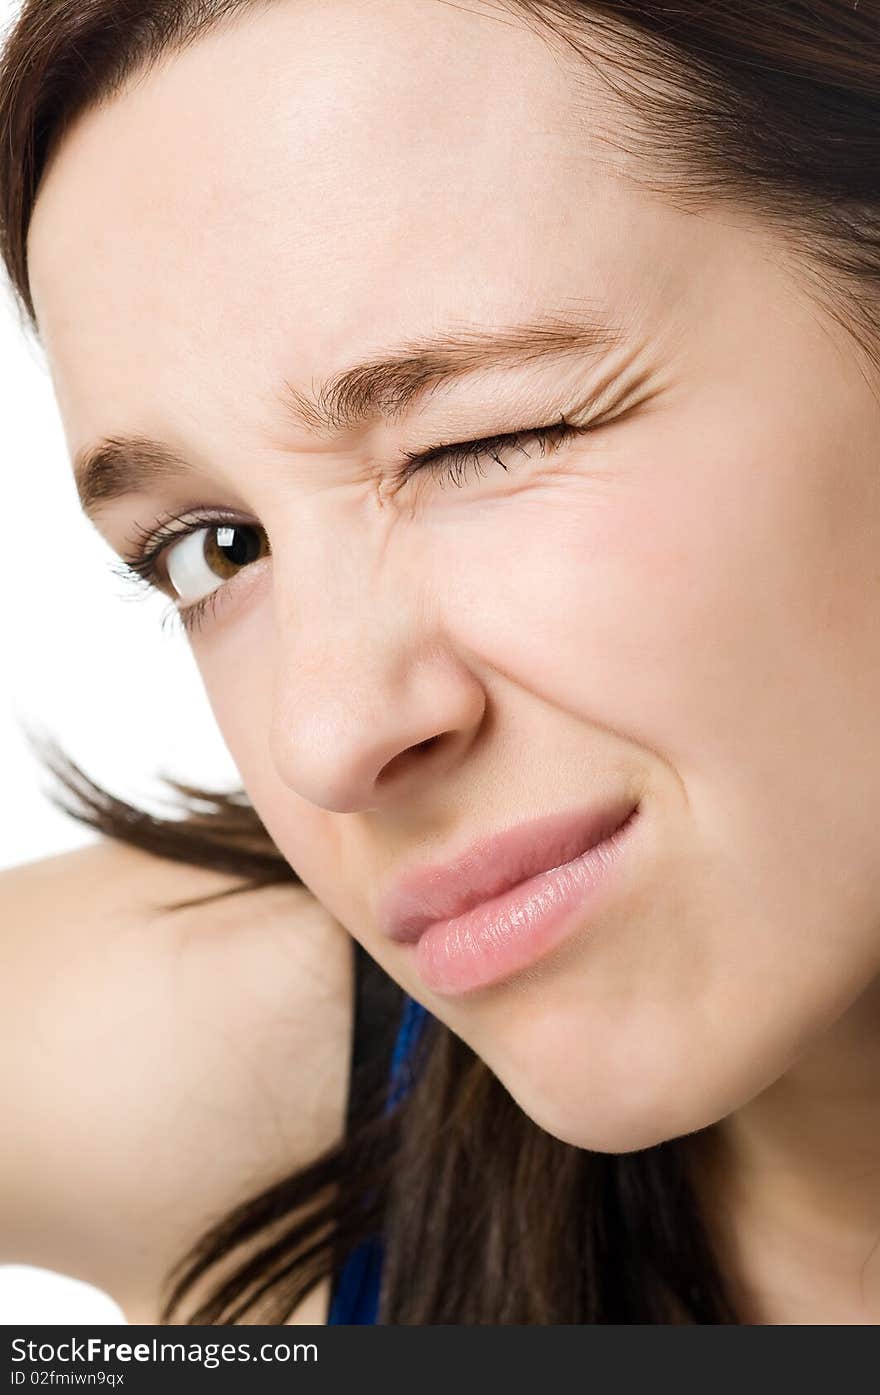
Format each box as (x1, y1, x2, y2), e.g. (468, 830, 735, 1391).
(204, 523, 270, 580)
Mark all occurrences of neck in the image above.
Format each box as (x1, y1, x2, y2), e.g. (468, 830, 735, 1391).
(687, 970, 880, 1324)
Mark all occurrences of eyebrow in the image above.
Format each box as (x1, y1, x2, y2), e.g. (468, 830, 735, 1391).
(74, 304, 626, 520)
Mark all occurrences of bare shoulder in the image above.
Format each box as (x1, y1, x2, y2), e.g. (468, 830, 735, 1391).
(0, 838, 354, 1325)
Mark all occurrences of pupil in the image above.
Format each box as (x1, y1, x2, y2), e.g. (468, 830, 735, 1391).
(218, 525, 260, 566)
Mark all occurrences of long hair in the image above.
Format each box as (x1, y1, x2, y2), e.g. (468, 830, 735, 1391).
(2, 1, 878, 1324)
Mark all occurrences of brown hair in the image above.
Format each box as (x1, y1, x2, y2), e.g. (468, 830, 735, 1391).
(2, 0, 878, 1324)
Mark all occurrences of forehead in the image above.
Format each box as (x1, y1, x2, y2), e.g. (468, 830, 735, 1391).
(26, 0, 642, 450)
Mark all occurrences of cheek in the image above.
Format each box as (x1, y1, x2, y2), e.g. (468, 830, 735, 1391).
(437, 433, 879, 765)
(192, 605, 342, 878)
(197, 605, 274, 762)
(195, 600, 400, 930)
(443, 422, 880, 928)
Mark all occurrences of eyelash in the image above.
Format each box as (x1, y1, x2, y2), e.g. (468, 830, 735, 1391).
(391, 413, 579, 490)
(111, 415, 584, 637)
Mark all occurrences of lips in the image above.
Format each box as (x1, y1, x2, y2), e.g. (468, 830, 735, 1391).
(378, 795, 639, 946)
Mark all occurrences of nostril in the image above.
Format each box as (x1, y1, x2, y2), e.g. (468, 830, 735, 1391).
(377, 734, 442, 786)
(414, 735, 441, 754)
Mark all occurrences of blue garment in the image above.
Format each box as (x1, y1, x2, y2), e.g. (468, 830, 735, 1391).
(326, 994, 430, 1324)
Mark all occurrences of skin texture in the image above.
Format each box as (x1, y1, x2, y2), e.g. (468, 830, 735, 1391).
(24, 0, 880, 1322)
(0, 841, 352, 1323)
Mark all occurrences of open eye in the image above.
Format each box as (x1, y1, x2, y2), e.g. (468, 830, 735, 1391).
(164, 522, 270, 603)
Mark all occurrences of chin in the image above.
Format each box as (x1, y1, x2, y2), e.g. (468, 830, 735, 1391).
(476, 1005, 756, 1155)
(503, 1074, 720, 1154)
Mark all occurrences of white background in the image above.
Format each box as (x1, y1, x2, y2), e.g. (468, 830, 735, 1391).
(0, 0, 243, 1323)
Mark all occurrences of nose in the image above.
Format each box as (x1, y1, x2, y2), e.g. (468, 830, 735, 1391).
(268, 575, 487, 814)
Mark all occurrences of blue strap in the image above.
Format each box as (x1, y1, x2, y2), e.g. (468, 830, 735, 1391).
(325, 1231, 385, 1326)
(386, 993, 431, 1113)
(326, 994, 430, 1324)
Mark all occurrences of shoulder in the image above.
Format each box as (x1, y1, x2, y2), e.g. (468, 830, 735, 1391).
(0, 837, 354, 1323)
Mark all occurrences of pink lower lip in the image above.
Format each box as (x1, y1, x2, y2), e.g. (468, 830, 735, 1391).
(406, 805, 641, 996)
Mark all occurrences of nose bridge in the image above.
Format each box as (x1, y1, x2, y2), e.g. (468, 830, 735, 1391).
(267, 526, 485, 812)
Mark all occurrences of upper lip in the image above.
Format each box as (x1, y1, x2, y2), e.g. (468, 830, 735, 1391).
(377, 794, 639, 945)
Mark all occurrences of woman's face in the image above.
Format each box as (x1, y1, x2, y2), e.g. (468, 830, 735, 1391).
(27, 0, 880, 1152)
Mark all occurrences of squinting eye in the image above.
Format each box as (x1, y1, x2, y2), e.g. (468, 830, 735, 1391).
(165, 523, 270, 604)
(388, 416, 587, 493)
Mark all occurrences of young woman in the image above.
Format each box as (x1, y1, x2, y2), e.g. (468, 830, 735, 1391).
(1, 0, 879, 1325)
